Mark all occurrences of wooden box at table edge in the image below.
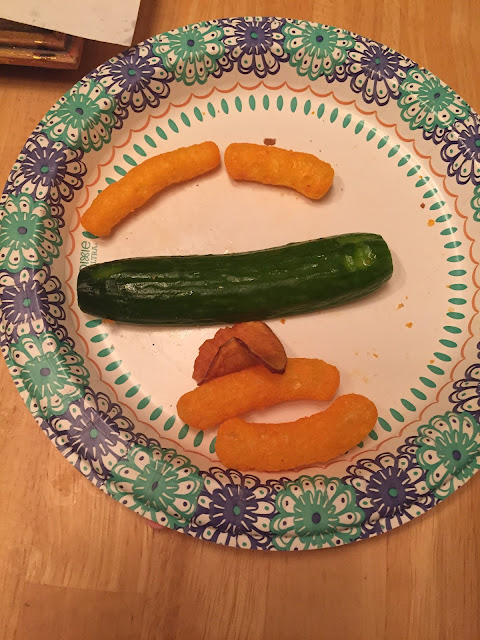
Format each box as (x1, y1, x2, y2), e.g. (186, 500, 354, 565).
(0, 20, 83, 69)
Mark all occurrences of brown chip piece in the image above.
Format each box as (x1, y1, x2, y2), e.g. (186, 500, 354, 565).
(193, 326, 238, 382)
(205, 338, 258, 381)
(233, 321, 287, 373)
(193, 321, 287, 384)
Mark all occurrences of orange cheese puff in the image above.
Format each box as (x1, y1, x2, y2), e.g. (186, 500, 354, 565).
(216, 394, 378, 471)
(81, 141, 220, 236)
(176, 358, 339, 430)
(224, 143, 334, 200)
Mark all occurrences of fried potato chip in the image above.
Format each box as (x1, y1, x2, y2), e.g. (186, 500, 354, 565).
(203, 338, 258, 381)
(193, 321, 287, 383)
(81, 141, 220, 237)
(224, 143, 334, 200)
(177, 358, 340, 430)
(216, 394, 378, 471)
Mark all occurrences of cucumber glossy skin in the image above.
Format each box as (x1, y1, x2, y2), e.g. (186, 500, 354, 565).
(77, 233, 393, 325)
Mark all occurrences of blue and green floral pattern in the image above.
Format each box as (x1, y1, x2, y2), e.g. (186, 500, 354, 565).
(8, 332, 89, 419)
(270, 475, 364, 550)
(106, 438, 203, 526)
(95, 43, 173, 122)
(152, 22, 227, 85)
(449, 342, 480, 422)
(283, 21, 354, 82)
(224, 17, 287, 78)
(441, 113, 480, 185)
(1, 17, 480, 550)
(345, 36, 414, 106)
(0, 267, 65, 340)
(188, 467, 275, 549)
(7, 134, 86, 206)
(346, 448, 434, 536)
(398, 68, 470, 142)
(50, 387, 135, 486)
(43, 79, 117, 152)
(0, 194, 61, 272)
(416, 412, 480, 499)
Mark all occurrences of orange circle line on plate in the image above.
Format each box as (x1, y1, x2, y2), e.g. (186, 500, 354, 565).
(64, 82, 479, 468)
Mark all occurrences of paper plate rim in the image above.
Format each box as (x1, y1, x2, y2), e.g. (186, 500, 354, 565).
(1, 16, 480, 551)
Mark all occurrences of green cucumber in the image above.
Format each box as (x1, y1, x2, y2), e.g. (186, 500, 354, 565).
(77, 233, 393, 325)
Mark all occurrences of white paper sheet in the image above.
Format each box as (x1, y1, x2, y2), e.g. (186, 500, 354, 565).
(0, 0, 141, 46)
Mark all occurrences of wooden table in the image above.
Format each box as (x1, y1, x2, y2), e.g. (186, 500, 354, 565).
(1, 1, 479, 638)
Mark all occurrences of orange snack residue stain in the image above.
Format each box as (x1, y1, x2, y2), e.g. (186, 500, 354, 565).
(280, 318, 286, 325)
(428, 219, 435, 227)
(397, 303, 404, 310)
(373, 353, 379, 358)
(406, 322, 413, 328)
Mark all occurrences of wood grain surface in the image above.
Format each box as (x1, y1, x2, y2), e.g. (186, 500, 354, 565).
(1, 1, 479, 639)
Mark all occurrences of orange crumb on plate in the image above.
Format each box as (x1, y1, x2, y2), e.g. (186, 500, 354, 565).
(397, 303, 404, 309)
(280, 318, 286, 324)
(406, 322, 413, 328)
(428, 219, 435, 227)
